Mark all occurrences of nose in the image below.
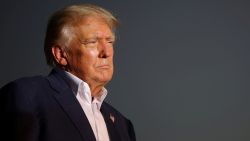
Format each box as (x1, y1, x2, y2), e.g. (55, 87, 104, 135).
(98, 40, 113, 58)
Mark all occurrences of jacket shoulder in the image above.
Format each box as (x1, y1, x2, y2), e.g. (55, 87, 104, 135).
(1, 75, 46, 89)
(0, 75, 48, 101)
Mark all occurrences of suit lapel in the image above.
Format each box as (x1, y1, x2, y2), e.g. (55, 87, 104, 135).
(46, 69, 96, 141)
(101, 103, 121, 141)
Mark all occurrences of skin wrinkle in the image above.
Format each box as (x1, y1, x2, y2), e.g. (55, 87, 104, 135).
(56, 16, 115, 97)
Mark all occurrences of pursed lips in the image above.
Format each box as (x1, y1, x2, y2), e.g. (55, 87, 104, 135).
(96, 64, 111, 69)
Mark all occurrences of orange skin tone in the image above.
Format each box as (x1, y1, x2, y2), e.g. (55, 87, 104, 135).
(52, 16, 115, 97)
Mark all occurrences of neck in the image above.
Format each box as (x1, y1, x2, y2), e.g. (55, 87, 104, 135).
(88, 83, 104, 97)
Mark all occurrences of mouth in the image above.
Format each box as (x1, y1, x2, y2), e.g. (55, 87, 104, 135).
(97, 65, 110, 69)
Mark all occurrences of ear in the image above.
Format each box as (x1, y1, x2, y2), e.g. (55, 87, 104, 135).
(51, 46, 68, 66)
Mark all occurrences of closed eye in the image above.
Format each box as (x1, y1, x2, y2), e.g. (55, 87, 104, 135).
(81, 39, 98, 45)
(106, 37, 115, 44)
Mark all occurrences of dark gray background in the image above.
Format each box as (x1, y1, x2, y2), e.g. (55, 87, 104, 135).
(1, 0, 250, 141)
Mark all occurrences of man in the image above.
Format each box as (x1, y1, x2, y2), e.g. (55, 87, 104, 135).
(0, 3, 136, 141)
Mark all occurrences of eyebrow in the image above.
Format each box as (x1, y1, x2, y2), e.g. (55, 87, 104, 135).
(81, 35, 115, 41)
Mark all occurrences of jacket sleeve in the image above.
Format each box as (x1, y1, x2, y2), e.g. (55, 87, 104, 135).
(0, 81, 40, 141)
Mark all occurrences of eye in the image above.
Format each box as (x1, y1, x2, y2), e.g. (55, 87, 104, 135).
(81, 39, 98, 48)
(107, 38, 115, 44)
(108, 40, 114, 44)
(85, 39, 97, 44)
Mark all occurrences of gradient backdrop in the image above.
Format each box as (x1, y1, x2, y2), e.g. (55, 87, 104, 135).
(1, 0, 250, 141)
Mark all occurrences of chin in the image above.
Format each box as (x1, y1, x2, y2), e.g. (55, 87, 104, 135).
(96, 76, 112, 84)
(100, 77, 112, 82)
(93, 71, 113, 83)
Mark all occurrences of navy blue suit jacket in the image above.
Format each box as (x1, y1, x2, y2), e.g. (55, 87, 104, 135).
(0, 69, 136, 141)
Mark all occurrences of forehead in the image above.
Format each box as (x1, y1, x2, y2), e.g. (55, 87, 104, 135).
(76, 16, 114, 37)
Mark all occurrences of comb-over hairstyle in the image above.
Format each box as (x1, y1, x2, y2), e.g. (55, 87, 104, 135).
(44, 4, 119, 66)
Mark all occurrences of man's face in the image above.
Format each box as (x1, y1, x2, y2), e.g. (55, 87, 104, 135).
(65, 16, 115, 86)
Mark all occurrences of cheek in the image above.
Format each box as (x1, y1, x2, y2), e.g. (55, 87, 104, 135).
(76, 48, 98, 61)
(88, 49, 99, 57)
(81, 49, 99, 66)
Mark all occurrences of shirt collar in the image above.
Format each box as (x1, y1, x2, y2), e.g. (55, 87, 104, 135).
(62, 69, 107, 110)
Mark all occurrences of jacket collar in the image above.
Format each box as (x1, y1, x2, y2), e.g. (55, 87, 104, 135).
(46, 68, 96, 141)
